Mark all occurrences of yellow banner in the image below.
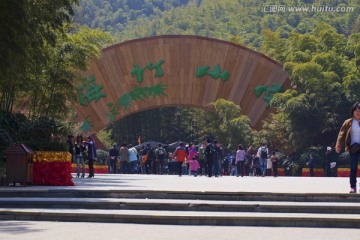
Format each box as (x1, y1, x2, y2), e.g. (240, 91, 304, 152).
(34, 151, 71, 163)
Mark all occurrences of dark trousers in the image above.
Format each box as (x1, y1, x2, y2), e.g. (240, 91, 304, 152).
(207, 158, 214, 177)
(199, 158, 206, 175)
(272, 161, 278, 177)
(177, 161, 183, 176)
(204, 159, 208, 175)
(237, 161, 244, 177)
(110, 159, 117, 174)
(156, 160, 165, 174)
(88, 158, 94, 177)
(309, 166, 314, 177)
(326, 164, 332, 177)
(150, 160, 156, 174)
(350, 152, 359, 189)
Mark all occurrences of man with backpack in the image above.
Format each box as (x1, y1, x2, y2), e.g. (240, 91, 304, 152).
(155, 144, 167, 174)
(257, 143, 269, 177)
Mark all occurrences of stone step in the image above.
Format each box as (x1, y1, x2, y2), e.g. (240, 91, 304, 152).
(0, 208, 359, 228)
(1, 197, 360, 214)
(0, 189, 358, 202)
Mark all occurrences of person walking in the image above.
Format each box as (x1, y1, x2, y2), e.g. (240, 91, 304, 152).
(108, 144, 119, 174)
(205, 139, 216, 177)
(213, 140, 223, 177)
(270, 152, 279, 177)
(171, 142, 187, 176)
(144, 144, 156, 174)
(266, 156, 273, 176)
(229, 154, 237, 176)
(197, 142, 206, 176)
(187, 143, 198, 175)
(155, 144, 166, 174)
(139, 146, 147, 174)
(223, 152, 232, 176)
(336, 102, 360, 193)
(128, 144, 138, 174)
(74, 135, 86, 178)
(189, 159, 200, 176)
(236, 144, 246, 177)
(84, 136, 97, 178)
(119, 142, 129, 174)
(257, 143, 268, 177)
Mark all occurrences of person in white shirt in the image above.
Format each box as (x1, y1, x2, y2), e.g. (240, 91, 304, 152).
(235, 144, 246, 177)
(336, 102, 360, 193)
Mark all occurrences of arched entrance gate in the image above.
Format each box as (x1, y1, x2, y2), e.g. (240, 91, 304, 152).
(75, 35, 290, 132)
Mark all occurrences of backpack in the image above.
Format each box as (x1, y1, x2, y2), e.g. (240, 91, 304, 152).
(147, 148, 155, 160)
(260, 147, 268, 158)
(206, 144, 217, 159)
(157, 147, 165, 160)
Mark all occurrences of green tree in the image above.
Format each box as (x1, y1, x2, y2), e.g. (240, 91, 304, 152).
(0, 0, 79, 113)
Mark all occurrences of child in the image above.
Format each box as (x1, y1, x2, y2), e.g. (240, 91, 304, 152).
(229, 154, 237, 176)
(223, 153, 232, 176)
(189, 159, 200, 177)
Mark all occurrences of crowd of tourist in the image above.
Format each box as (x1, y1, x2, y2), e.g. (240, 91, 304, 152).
(101, 140, 280, 178)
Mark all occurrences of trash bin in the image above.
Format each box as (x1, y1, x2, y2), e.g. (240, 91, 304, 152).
(5, 144, 34, 185)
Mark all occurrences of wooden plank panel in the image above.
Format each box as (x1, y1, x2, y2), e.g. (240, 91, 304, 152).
(75, 36, 290, 132)
(240, 57, 270, 116)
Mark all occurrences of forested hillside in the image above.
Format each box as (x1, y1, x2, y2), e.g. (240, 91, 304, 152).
(74, 0, 192, 32)
(75, 0, 359, 49)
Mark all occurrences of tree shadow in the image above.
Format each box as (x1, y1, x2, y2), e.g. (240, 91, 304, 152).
(0, 221, 44, 234)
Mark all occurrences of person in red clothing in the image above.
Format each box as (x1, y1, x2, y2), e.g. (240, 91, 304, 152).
(171, 142, 188, 176)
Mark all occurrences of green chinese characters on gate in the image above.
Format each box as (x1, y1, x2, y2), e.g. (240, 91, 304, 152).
(131, 59, 165, 83)
(77, 75, 107, 107)
(254, 83, 284, 107)
(196, 64, 229, 81)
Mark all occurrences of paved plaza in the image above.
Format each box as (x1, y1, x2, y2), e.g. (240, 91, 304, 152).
(4, 174, 354, 194)
(0, 175, 359, 240)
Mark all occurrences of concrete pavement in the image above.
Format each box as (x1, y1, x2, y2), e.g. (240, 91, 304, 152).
(1, 174, 353, 194)
(0, 174, 359, 239)
(1, 221, 359, 240)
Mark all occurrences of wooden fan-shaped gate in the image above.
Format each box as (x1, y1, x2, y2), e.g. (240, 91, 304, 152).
(75, 35, 290, 132)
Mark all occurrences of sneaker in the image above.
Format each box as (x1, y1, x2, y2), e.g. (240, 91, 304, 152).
(350, 188, 356, 193)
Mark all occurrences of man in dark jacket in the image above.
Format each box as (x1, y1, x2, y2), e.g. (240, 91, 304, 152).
(205, 139, 215, 177)
(66, 135, 75, 161)
(85, 137, 97, 178)
(108, 144, 119, 174)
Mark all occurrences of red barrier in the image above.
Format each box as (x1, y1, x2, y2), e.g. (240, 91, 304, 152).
(33, 162, 74, 186)
(302, 167, 360, 177)
(302, 168, 324, 177)
(71, 164, 108, 174)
